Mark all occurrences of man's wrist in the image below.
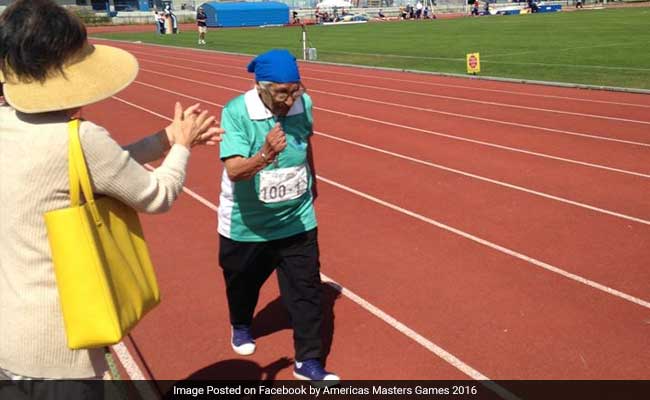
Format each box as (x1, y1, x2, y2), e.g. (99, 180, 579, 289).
(259, 151, 273, 165)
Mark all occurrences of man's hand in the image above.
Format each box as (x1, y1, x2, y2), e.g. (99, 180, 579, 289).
(261, 123, 287, 161)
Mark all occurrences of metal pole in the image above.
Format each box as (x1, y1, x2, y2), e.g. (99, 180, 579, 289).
(302, 25, 307, 60)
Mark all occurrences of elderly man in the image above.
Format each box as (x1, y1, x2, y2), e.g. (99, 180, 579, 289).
(217, 49, 338, 384)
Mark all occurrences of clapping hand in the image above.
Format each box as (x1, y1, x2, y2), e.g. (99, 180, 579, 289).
(165, 102, 224, 149)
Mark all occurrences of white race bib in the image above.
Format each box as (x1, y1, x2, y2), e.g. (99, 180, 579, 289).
(258, 164, 309, 203)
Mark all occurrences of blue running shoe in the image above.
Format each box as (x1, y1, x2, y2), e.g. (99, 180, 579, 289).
(231, 325, 255, 355)
(293, 359, 340, 386)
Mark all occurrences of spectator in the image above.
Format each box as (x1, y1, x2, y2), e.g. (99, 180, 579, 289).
(406, 3, 414, 19)
(378, 8, 387, 20)
(0, 0, 223, 388)
(166, 9, 178, 34)
(424, 6, 436, 19)
(315, 7, 321, 23)
(471, 0, 480, 16)
(156, 11, 166, 34)
(196, 6, 207, 45)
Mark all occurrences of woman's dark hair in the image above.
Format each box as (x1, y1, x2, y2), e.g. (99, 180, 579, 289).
(0, 0, 87, 83)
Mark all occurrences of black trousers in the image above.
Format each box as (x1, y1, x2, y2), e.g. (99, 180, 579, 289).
(219, 229, 323, 362)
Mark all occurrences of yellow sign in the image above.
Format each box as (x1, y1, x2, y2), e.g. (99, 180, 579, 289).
(466, 53, 480, 74)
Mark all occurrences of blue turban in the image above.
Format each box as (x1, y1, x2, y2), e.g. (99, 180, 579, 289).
(247, 49, 301, 83)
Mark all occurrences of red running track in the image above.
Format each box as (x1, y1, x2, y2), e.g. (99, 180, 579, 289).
(81, 38, 650, 392)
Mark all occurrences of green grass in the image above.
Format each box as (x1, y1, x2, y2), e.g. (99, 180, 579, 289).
(95, 8, 650, 90)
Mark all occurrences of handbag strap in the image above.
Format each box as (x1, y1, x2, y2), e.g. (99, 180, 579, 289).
(68, 120, 81, 207)
(68, 119, 102, 225)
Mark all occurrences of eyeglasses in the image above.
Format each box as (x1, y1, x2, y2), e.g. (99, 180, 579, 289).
(264, 84, 306, 103)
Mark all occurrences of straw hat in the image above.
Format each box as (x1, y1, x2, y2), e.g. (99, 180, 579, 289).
(0, 44, 138, 114)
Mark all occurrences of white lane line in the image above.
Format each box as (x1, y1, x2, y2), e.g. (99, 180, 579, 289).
(301, 66, 650, 109)
(317, 177, 650, 312)
(144, 47, 650, 108)
(316, 131, 650, 227)
(172, 43, 643, 73)
(133, 54, 650, 126)
(93, 38, 650, 108)
(111, 166, 222, 387)
(111, 342, 146, 380)
(158, 175, 520, 399)
(319, 276, 521, 400)
(111, 95, 650, 312)
(136, 52, 650, 147)
(308, 88, 650, 148)
(304, 66, 650, 108)
(324, 275, 473, 370)
(133, 56, 650, 147)
(125, 83, 650, 226)
(135, 70, 650, 180)
(133, 127, 513, 392)
(316, 106, 650, 180)
(111, 342, 161, 399)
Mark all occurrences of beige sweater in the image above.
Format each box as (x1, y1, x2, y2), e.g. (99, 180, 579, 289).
(0, 104, 190, 378)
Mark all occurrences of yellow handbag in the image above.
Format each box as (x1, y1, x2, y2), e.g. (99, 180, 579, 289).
(45, 119, 160, 349)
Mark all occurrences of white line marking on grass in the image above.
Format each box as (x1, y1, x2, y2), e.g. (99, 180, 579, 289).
(311, 50, 650, 72)
(482, 60, 650, 72)
(135, 70, 650, 179)
(124, 84, 650, 226)
(316, 50, 466, 62)
(135, 56, 650, 126)
(485, 42, 638, 58)
(110, 96, 650, 312)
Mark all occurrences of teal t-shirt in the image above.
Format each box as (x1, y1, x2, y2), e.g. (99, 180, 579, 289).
(217, 89, 317, 242)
